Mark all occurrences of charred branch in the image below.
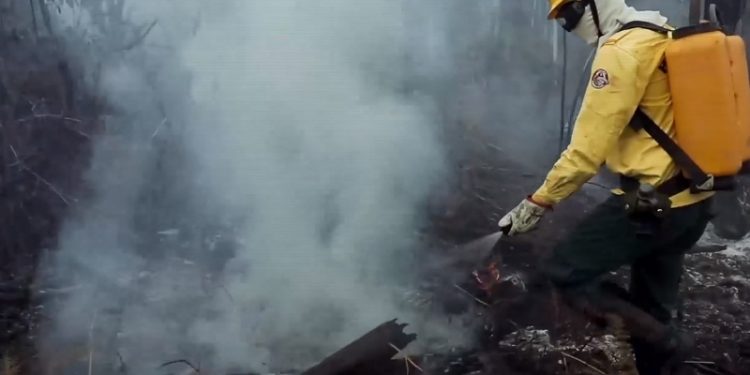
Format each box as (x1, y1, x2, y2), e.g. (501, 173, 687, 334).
(120, 20, 157, 52)
(301, 320, 417, 375)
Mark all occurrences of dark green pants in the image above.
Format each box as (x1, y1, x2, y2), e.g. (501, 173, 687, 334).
(542, 194, 713, 374)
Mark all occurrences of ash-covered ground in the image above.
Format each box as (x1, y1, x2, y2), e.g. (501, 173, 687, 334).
(416, 141, 750, 375)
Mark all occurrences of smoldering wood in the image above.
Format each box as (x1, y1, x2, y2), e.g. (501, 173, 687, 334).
(300, 319, 417, 375)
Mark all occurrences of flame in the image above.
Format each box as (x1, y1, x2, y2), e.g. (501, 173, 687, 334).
(472, 262, 501, 293)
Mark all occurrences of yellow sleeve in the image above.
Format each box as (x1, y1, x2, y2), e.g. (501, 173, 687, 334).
(532, 45, 650, 206)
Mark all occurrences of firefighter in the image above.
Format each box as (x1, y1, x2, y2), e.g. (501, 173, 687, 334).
(497, 0, 715, 373)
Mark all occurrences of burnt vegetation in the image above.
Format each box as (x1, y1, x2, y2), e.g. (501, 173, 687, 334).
(0, 0, 98, 362)
(0, 1, 750, 375)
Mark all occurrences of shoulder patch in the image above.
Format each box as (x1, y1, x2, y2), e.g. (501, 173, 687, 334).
(591, 68, 609, 89)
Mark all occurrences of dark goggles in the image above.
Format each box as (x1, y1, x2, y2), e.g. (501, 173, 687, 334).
(556, 0, 589, 32)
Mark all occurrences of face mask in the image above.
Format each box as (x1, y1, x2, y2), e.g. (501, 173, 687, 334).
(556, 0, 588, 32)
(572, 7, 601, 46)
(555, 0, 603, 46)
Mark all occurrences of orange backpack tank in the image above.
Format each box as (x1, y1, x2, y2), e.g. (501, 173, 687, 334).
(622, 22, 750, 191)
(727, 35, 750, 170)
(665, 28, 743, 178)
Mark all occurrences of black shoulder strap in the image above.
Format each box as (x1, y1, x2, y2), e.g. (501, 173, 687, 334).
(622, 21, 724, 39)
(629, 109, 713, 190)
(621, 22, 717, 191)
(620, 21, 670, 34)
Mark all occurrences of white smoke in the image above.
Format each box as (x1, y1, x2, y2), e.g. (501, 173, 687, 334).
(34, 0, 697, 373)
(37, 0, 468, 373)
(180, 0, 454, 370)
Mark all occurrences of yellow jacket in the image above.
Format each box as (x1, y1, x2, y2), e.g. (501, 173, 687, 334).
(532, 27, 714, 208)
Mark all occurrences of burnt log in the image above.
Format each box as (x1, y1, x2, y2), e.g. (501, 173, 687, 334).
(301, 319, 417, 375)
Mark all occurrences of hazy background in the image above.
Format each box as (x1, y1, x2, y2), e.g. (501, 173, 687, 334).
(33, 0, 693, 373)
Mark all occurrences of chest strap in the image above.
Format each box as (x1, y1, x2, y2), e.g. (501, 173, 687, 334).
(616, 21, 729, 192)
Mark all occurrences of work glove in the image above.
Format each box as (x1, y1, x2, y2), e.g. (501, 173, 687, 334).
(498, 197, 550, 236)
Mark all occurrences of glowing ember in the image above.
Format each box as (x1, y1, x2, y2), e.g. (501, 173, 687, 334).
(472, 262, 501, 293)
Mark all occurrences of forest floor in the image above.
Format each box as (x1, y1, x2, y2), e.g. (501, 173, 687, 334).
(416, 137, 750, 375)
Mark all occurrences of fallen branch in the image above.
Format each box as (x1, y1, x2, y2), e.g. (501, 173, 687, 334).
(688, 362, 727, 375)
(63, 123, 91, 139)
(453, 283, 490, 307)
(687, 245, 728, 254)
(302, 320, 416, 375)
(22, 166, 72, 206)
(151, 117, 167, 139)
(9, 144, 74, 206)
(160, 359, 200, 373)
(121, 20, 158, 51)
(388, 343, 423, 373)
(560, 352, 606, 375)
(33, 284, 82, 295)
(685, 360, 716, 365)
(16, 113, 82, 123)
(576, 333, 597, 353)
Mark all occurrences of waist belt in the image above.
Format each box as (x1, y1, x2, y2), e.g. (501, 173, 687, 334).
(619, 174, 691, 197)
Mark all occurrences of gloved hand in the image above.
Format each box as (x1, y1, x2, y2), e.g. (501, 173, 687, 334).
(498, 197, 551, 236)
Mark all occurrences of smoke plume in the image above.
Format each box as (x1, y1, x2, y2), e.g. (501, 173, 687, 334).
(38, 0, 466, 373)
(36, 0, 692, 373)
(179, 0, 454, 369)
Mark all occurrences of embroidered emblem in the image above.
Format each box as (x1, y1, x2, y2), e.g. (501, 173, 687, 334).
(591, 68, 610, 89)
